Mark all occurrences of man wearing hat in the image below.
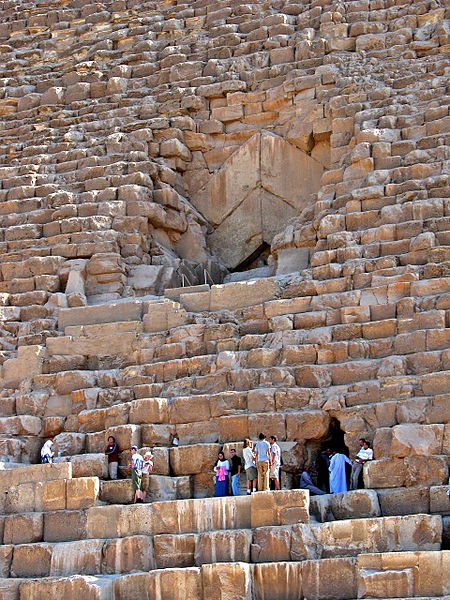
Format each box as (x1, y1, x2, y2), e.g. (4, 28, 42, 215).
(130, 445, 144, 503)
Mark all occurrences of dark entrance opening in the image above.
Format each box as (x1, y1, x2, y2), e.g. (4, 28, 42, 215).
(304, 417, 349, 493)
(232, 242, 270, 272)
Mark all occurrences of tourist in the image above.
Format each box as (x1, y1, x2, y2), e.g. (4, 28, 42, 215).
(300, 467, 326, 495)
(329, 449, 352, 494)
(269, 435, 281, 490)
(141, 451, 154, 502)
(130, 445, 144, 503)
(229, 448, 242, 496)
(105, 435, 120, 480)
(255, 432, 271, 492)
(350, 438, 373, 490)
(214, 451, 230, 497)
(318, 448, 332, 492)
(242, 439, 257, 494)
(40, 439, 54, 464)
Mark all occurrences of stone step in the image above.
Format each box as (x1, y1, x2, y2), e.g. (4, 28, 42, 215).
(0, 514, 441, 580)
(1, 551, 449, 600)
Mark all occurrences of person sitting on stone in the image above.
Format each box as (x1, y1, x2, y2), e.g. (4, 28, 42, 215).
(40, 439, 54, 464)
(141, 451, 153, 502)
(350, 438, 373, 490)
(105, 435, 120, 480)
(300, 466, 326, 495)
(130, 445, 144, 503)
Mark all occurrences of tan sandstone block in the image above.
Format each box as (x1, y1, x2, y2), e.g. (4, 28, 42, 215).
(195, 530, 251, 565)
(154, 533, 197, 568)
(201, 562, 252, 600)
(66, 477, 99, 510)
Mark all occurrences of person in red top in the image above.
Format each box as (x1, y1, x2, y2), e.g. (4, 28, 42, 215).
(105, 436, 120, 480)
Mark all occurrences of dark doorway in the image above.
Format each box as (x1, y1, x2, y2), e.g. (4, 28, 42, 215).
(232, 242, 270, 272)
(304, 417, 349, 493)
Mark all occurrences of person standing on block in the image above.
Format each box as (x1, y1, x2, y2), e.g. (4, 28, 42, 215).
(214, 451, 230, 497)
(329, 449, 352, 494)
(141, 451, 154, 502)
(350, 438, 373, 490)
(243, 439, 257, 495)
(255, 432, 271, 492)
(105, 435, 120, 480)
(130, 445, 144, 503)
(269, 435, 282, 490)
(229, 448, 242, 496)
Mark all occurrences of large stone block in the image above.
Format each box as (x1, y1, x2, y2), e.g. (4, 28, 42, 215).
(196, 530, 252, 565)
(66, 477, 99, 510)
(251, 526, 291, 562)
(44, 510, 87, 542)
(251, 490, 309, 528)
(302, 557, 357, 600)
(3, 513, 43, 544)
(113, 568, 202, 600)
(50, 539, 104, 576)
(102, 535, 154, 574)
(154, 533, 196, 568)
(201, 562, 252, 600)
(252, 562, 302, 600)
(169, 443, 220, 475)
(11, 543, 51, 577)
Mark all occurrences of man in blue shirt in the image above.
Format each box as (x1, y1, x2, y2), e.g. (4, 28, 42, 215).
(255, 432, 271, 491)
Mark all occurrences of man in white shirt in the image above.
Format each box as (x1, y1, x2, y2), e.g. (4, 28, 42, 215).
(269, 435, 281, 490)
(130, 445, 144, 503)
(255, 432, 271, 491)
(350, 439, 373, 490)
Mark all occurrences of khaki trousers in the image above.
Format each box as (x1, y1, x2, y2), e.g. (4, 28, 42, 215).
(257, 461, 269, 491)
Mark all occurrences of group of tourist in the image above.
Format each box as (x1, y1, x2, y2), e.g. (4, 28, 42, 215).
(40, 433, 380, 501)
(300, 438, 374, 496)
(213, 433, 282, 496)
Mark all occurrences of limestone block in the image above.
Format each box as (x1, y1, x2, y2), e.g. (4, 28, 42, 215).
(390, 423, 444, 457)
(50, 539, 104, 577)
(114, 568, 202, 600)
(251, 526, 291, 562)
(358, 568, 414, 599)
(66, 477, 99, 510)
(102, 535, 154, 574)
(129, 397, 169, 424)
(0, 415, 41, 436)
(70, 454, 108, 479)
(195, 530, 252, 565)
(302, 557, 357, 600)
(404, 456, 448, 487)
(0, 463, 72, 489)
(44, 510, 87, 543)
(169, 395, 211, 424)
(201, 562, 252, 600)
(251, 490, 309, 528)
(329, 490, 381, 520)
(377, 487, 430, 516)
(35, 479, 66, 512)
(19, 575, 113, 599)
(58, 300, 142, 329)
(253, 562, 302, 600)
(86, 505, 123, 539)
(54, 432, 86, 456)
(146, 475, 191, 502)
(210, 279, 278, 311)
(365, 459, 407, 488)
(248, 413, 286, 440)
(169, 443, 220, 475)
(3, 513, 43, 544)
(4, 482, 36, 514)
(11, 543, 51, 577)
(141, 423, 175, 446)
(429, 485, 450, 515)
(154, 533, 197, 568)
(276, 248, 310, 275)
(290, 523, 322, 560)
(285, 410, 330, 441)
(100, 479, 134, 505)
(416, 550, 450, 597)
(1, 345, 45, 387)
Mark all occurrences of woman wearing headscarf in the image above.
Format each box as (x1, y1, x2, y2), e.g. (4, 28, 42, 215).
(214, 451, 230, 497)
(41, 440, 54, 464)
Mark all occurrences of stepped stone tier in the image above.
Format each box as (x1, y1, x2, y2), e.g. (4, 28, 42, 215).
(0, 0, 449, 597)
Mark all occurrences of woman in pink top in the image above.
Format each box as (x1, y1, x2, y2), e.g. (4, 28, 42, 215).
(213, 451, 230, 497)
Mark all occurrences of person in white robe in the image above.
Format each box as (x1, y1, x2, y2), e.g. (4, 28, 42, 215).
(329, 450, 352, 493)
